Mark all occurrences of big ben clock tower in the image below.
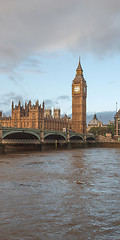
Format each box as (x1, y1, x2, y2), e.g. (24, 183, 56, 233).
(72, 58, 87, 133)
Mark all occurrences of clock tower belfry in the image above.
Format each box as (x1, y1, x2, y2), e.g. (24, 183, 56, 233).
(72, 58, 87, 133)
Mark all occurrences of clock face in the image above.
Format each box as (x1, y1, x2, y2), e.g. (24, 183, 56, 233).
(74, 85, 80, 92)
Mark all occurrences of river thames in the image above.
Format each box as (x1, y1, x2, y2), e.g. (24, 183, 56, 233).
(0, 148, 120, 240)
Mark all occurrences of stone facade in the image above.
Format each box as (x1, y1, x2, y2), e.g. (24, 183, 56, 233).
(72, 59, 87, 133)
(53, 109, 60, 119)
(44, 109, 52, 118)
(0, 101, 71, 132)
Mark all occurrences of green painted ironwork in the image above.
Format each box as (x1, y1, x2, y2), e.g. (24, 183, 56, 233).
(1, 127, 96, 143)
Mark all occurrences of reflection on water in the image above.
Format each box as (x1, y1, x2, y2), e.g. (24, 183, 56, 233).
(0, 148, 120, 240)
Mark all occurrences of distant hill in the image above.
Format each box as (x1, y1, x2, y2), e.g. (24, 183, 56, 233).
(68, 111, 116, 124)
(86, 111, 116, 124)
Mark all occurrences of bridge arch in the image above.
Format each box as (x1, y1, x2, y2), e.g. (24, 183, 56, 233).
(44, 133, 66, 141)
(3, 131, 40, 141)
(69, 135, 84, 141)
(86, 135, 96, 142)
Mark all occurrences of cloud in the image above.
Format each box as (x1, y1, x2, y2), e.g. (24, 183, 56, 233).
(0, 56, 44, 82)
(57, 95, 70, 101)
(21, 57, 44, 74)
(0, 102, 9, 106)
(9, 75, 16, 82)
(0, 0, 120, 71)
(0, 92, 25, 109)
(8, 74, 22, 83)
(0, 63, 23, 83)
(44, 99, 53, 108)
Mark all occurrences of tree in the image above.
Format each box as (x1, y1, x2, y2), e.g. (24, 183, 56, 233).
(88, 125, 114, 136)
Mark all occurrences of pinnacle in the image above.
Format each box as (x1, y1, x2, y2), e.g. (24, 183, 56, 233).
(76, 57, 83, 76)
(77, 57, 82, 70)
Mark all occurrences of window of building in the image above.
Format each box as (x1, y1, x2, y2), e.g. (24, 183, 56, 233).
(14, 122, 17, 128)
(32, 122, 35, 128)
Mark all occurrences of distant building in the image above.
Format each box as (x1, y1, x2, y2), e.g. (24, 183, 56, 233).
(87, 114, 103, 132)
(108, 120, 114, 126)
(114, 110, 120, 140)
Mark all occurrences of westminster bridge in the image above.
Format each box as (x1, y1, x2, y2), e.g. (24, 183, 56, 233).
(0, 127, 96, 148)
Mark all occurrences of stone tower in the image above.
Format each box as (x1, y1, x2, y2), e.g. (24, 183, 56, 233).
(72, 58, 87, 133)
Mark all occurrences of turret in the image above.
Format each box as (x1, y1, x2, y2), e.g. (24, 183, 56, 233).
(18, 101, 21, 108)
(12, 101, 14, 109)
(29, 101, 31, 108)
(36, 100, 39, 107)
(12, 101, 14, 117)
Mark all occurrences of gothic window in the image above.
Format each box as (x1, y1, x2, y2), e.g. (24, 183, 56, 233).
(14, 122, 17, 128)
(32, 121, 35, 128)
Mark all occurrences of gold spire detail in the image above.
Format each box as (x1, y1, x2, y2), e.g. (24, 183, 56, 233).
(76, 57, 83, 76)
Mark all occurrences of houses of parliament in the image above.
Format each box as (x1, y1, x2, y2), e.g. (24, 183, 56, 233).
(0, 59, 87, 134)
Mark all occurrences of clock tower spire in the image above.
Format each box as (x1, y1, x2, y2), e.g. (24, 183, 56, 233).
(76, 57, 83, 76)
(72, 58, 87, 133)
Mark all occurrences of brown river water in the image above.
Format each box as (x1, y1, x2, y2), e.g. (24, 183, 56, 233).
(0, 148, 120, 240)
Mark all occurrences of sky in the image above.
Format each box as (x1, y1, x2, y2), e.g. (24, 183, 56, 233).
(0, 0, 120, 117)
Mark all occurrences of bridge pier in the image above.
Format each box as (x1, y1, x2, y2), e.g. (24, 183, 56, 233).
(0, 127, 2, 143)
(41, 130, 44, 143)
(84, 135, 86, 143)
(0, 127, 5, 154)
(67, 131, 69, 142)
